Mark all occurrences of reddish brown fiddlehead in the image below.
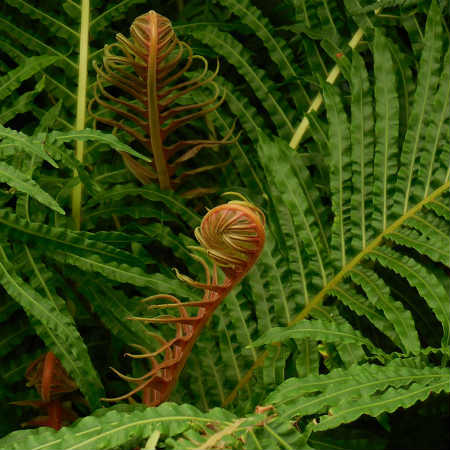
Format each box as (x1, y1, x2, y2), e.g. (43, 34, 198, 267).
(90, 10, 235, 191)
(104, 194, 265, 406)
(12, 352, 78, 430)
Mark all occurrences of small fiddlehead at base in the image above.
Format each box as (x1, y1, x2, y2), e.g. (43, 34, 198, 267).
(104, 194, 265, 406)
(12, 352, 78, 430)
(90, 10, 235, 191)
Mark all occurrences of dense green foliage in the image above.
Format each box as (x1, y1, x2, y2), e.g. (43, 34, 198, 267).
(0, 0, 449, 449)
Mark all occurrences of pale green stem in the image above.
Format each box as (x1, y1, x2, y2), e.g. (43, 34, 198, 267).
(71, 0, 90, 229)
(289, 12, 380, 150)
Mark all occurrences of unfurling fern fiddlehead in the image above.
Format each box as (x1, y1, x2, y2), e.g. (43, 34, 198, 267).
(104, 194, 265, 406)
(90, 11, 235, 191)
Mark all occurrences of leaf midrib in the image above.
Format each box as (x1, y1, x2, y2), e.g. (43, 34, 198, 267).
(289, 181, 450, 326)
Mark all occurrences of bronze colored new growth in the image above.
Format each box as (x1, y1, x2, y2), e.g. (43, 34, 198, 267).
(90, 11, 234, 191)
(104, 194, 265, 406)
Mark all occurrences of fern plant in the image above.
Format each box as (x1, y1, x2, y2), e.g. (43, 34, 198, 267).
(0, 0, 449, 449)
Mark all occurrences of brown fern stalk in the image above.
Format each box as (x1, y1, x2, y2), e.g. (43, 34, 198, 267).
(90, 11, 234, 190)
(12, 352, 78, 430)
(104, 194, 265, 406)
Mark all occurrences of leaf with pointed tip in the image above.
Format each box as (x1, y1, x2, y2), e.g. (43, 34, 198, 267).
(0, 162, 64, 214)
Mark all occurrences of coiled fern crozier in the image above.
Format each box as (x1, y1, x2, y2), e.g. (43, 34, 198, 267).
(105, 194, 265, 405)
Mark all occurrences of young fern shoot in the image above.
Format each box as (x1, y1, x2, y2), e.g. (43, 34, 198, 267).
(90, 11, 234, 190)
(104, 194, 265, 406)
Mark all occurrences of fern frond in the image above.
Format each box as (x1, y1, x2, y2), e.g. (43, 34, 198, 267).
(0, 77, 45, 126)
(372, 28, 399, 233)
(252, 317, 382, 356)
(323, 83, 352, 268)
(0, 125, 58, 168)
(48, 129, 152, 163)
(265, 359, 449, 423)
(0, 210, 144, 267)
(85, 183, 201, 228)
(350, 50, 374, 252)
(0, 55, 57, 102)
(0, 249, 104, 409)
(215, 0, 310, 108)
(90, 11, 232, 189)
(368, 246, 449, 347)
(329, 281, 402, 349)
(349, 267, 420, 353)
(186, 26, 295, 139)
(0, 162, 64, 215)
(394, 0, 443, 213)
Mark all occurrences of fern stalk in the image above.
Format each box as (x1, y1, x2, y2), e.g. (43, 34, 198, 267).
(146, 12, 171, 190)
(71, 0, 90, 229)
(289, 12, 379, 150)
(290, 181, 450, 325)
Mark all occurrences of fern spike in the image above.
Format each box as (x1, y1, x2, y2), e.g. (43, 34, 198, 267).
(104, 194, 265, 406)
(90, 11, 234, 190)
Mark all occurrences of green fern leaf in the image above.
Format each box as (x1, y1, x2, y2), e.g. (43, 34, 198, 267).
(418, 47, 450, 198)
(80, 280, 156, 350)
(312, 377, 450, 432)
(0, 55, 57, 101)
(0, 210, 144, 267)
(330, 281, 402, 349)
(368, 246, 449, 347)
(323, 83, 352, 268)
(0, 125, 58, 168)
(251, 317, 381, 356)
(85, 184, 201, 228)
(215, 0, 310, 108)
(0, 162, 64, 214)
(186, 26, 295, 139)
(265, 359, 449, 421)
(372, 28, 399, 233)
(0, 76, 45, 125)
(349, 267, 420, 353)
(0, 403, 241, 450)
(48, 129, 152, 163)
(48, 250, 193, 299)
(350, 50, 374, 252)
(0, 252, 104, 409)
(394, 0, 443, 213)
(257, 132, 330, 288)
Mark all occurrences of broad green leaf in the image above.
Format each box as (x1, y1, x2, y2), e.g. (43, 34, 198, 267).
(0, 209, 144, 267)
(216, 0, 310, 109)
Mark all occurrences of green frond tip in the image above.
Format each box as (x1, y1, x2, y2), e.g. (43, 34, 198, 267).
(0, 162, 65, 215)
(0, 124, 58, 168)
(48, 129, 152, 163)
